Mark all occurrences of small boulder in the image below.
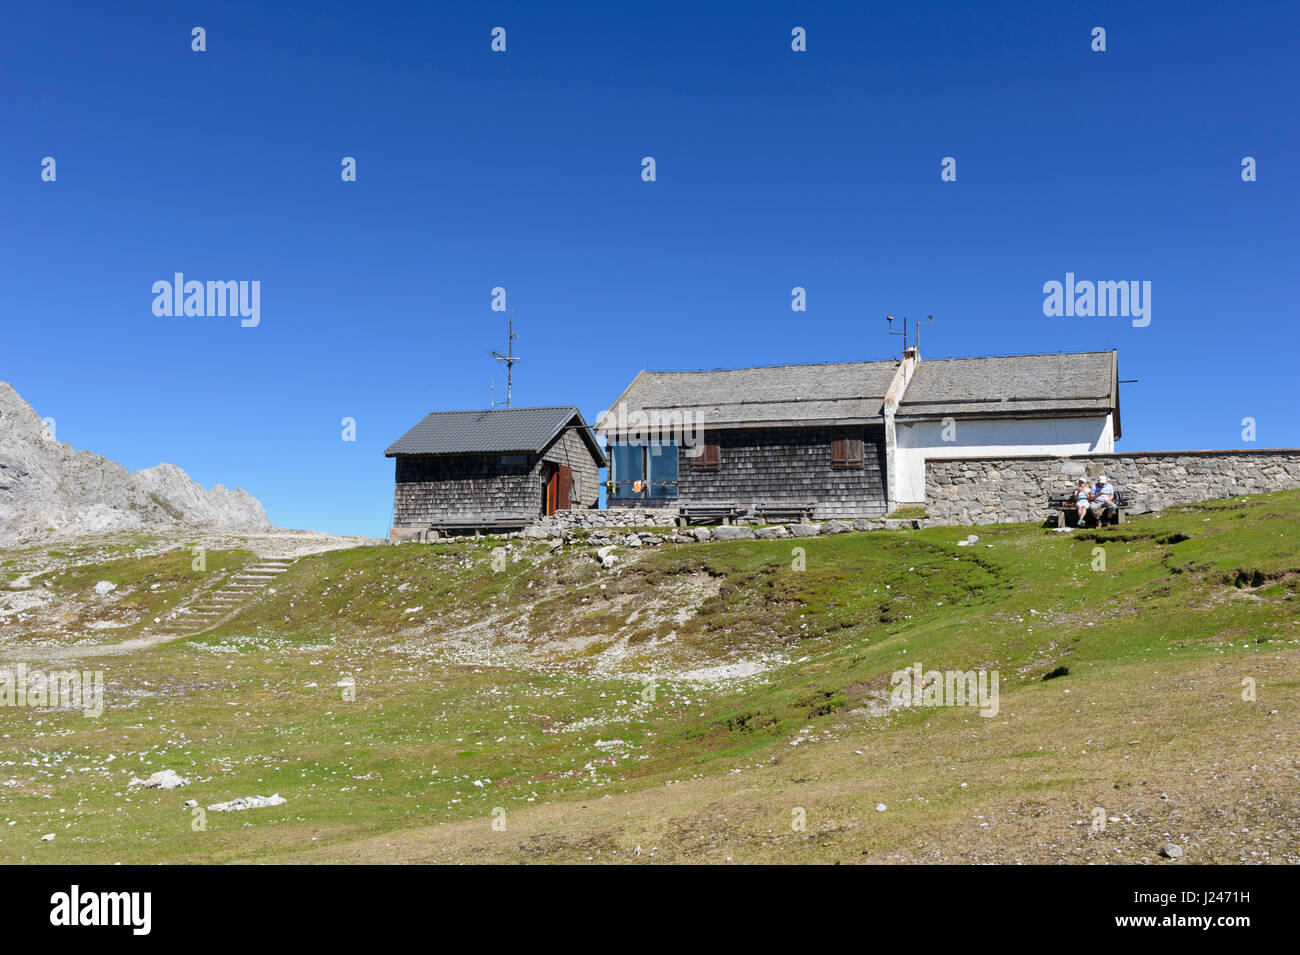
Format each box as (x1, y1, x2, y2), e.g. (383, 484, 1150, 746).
(129, 769, 190, 790)
(713, 525, 756, 541)
(1158, 843, 1183, 859)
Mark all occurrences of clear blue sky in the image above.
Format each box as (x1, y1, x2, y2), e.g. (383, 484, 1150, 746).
(3, 1, 1296, 536)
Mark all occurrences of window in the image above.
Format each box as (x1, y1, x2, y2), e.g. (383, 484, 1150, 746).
(647, 441, 679, 498)
(610, 442, 679, 498)
(609, 443, 644, 499)
(832, 437, 864, 469)
(691, 441, 721, 471)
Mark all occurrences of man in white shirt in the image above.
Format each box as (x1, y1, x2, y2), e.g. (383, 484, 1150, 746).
(1088, 475, 1118, 526)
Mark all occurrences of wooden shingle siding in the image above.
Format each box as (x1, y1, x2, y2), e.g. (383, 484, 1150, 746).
(619, 425, 887, 518)
(392, 453, 539, 525)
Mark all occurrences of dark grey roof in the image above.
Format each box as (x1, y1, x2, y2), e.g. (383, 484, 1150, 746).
(385, 406, 606, 463)
(599, 350, 1120, 437)
(597, 361, 901, 431)
(899, 351, 1118, 429)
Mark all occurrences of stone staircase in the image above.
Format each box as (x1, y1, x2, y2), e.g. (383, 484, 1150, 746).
(158, 556, 295, 638)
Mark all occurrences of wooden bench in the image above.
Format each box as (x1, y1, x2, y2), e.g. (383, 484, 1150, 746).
(677, 503, 749, 527)
(1047, 489, 1129, 528)
(752, 501, 817, 524)
(423, 517, 533, 538)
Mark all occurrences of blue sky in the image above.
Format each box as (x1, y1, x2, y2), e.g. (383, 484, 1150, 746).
(3, 1, 1296, 536)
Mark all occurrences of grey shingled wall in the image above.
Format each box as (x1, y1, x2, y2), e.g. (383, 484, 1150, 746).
(614, 425, 888, 519)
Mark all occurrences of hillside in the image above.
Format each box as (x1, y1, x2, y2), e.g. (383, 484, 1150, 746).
(1, 491, 1297, 864)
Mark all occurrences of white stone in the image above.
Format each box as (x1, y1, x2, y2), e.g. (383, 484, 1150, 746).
(129, 769, 189, 789)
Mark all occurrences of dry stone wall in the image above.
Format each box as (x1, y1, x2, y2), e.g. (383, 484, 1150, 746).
(925, 450, 1300, 526)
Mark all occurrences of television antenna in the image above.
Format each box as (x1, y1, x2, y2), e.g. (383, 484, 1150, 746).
(887, 314, 934, 355)
(487, 310, 521, 408)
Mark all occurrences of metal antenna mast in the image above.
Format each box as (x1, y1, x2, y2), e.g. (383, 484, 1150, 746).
(915, 314, 933, 353)
(487, 310, 521, 408)
(887, 314, 934, 355)
(887, 314, 907, 354)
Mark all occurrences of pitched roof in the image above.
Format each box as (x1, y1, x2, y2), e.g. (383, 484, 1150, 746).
(384, 406, 606, 463)
(598, 350, 1120, 437)
(899, 351, 1118, 429)
(597, 361, 901, 431)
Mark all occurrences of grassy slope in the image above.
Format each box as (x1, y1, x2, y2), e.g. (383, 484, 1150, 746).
(1, 492, 1297, 864)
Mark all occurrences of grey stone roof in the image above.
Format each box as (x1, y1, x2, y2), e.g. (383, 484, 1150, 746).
(599, 350, 1120, 436)
(598, 361, 901, 431)
(899, 351, 1118, 426)
(385, 406, 606, 464)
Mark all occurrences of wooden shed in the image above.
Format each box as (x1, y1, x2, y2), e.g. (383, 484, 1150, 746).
(384, 406, 606, 537)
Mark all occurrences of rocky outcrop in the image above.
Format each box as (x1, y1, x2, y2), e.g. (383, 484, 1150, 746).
(0, 381, 270, 543)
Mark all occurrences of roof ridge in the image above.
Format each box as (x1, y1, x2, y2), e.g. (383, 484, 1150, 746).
(412, 405, 579, 415)
(915, 349, 1114, 362)
(641, 359, 900, 375)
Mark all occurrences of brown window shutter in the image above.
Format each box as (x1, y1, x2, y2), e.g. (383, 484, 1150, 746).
(694, 442, 720, 471)
(832, 437, 864, 469)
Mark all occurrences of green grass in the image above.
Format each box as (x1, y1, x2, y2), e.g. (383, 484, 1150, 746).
(2, 491, 1298, 863)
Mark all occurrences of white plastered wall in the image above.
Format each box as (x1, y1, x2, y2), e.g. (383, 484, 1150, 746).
(894, 414, 1114, 504)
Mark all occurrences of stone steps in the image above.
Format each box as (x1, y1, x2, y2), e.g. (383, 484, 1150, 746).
(147, 555, 298, 638)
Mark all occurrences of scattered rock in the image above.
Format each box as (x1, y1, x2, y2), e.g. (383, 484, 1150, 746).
(713, 525, 756, 541)
(93, 580, 117, 595)
(208, 794, 287, 812)
(1158, 843, 1183, 859)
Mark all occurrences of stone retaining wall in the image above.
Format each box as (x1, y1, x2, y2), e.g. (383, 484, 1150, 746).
(925, 449, 1300, 526)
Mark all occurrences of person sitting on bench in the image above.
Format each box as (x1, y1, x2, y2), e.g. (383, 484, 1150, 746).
(1073, 480, 1091, 524)
(1088, 474, 1118, 526)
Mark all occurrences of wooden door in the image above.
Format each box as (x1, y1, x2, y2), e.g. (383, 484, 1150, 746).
(541, 464, 556, 516)
(555, 465, 572, 511)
